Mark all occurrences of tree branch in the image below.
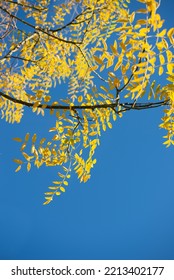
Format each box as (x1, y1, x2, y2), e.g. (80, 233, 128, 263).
(0, 5, 82, 45)
(3, 0, 47, 11)
(0, 91, 169, 113)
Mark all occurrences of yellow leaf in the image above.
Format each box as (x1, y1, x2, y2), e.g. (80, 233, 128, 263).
(44, 96, 51, 102)
(89, 131, 97, 136)
(112, 113, 117, 121)
(58, 172, 65, 178)
(149, 57, 156, 66)
(100, 64, 105, 72)
(167, 74, 174, 83)
(137, 61, 147, 67)
(25, 133, 30, 142)
(89, 65, 98, 71)
(114, 60, 122, 71)
(166, 50, 172, 63)
(137, 0, 147, 3)
(134, 68, 146, 75)
(42, 104, 47, 109)
(167, 63, 174, 74)
(163, 139, 171, 147)
(49, 127, 56, 132)
(113, 40, 117, 50)
(108, 72, 116, 78)
(159, 66, 163, 75)
(43, 199, 52, 205)
(110, 45, 118, 55)
(62, 166, 68, 172)
(52, 181, 62, 184)
(49, 186, 59, 190)
(102, 124, 106, 131)
(93, 55, 103, 64)
(52, 135, 59, 141)
(82, 174, 90, 183)
(159, 54, 165, 65)
(50, 109, 54, 115)
(136, 9, 147, 14)
(157, 29, 166, 37)
(32, 134, 37, 143)
(63, 181, 68, 186)
(167, 28, 174, 44)
(15, 165, 21, 172)
(162, 38, 168, 49)
(33, 101, 40, 108)
(40, 138, 46, 145)
(133, 76, 144, 83)
(22, 152, 30, 161)
(131, 84, 142, 93)
(113, 78, 120, 88)
(117, 18, 129, 23)
(136, 19, 147, 25)
(107, 122, 112, 129)
(20, 143, 26, 151)
(56, 192, 61, 196)
(108, 93, 114, 99)
(156, 41, 165, 51)
(13, 137, 22, 142)
(60, 187, 66, 192)
(78, 96, 83, 103)
(27, 162, 31, 172)
(13, 159, 23, 164)
(100, 85, 108, 92)
(120, 41, 126, 51)
(108, 80, 115, 90)
(45, 192, 54, 195)
(129, 12, 135, 23)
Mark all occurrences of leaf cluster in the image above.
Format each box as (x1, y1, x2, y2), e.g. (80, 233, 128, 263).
(0, 0, 174, 204)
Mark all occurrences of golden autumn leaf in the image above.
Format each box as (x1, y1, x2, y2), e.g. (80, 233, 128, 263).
(15, 165, 21, 172)
(93, 55, 103, 64)
(52, 181, 62, 185)
(167, 27, 174, 44)
(13, 138, 22, 142)
(159, 66, 164, 75)
(110, 45, 118, 55)
(49, 186, 59, 190)
(32, 134, 37, 143)
(56, 192, 61, 196)
(63, 181, 68, 186)
(13, 159, 23, 165)
(78, 96, 83, 103)
(25, 133, 30, 142)
(27, 162, 31, 172)
(43, 199, 52, 205)
(157, 29, 167, 37)
(22, 152, 30, 161)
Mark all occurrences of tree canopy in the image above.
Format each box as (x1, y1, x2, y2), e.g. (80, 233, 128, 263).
(0, 0, 174, 204)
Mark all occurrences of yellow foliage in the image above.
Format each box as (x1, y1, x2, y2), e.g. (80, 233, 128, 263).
(0, 0, 173, 204)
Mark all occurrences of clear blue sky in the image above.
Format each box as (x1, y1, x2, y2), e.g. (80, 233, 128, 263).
(0, 0, 174, 260)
